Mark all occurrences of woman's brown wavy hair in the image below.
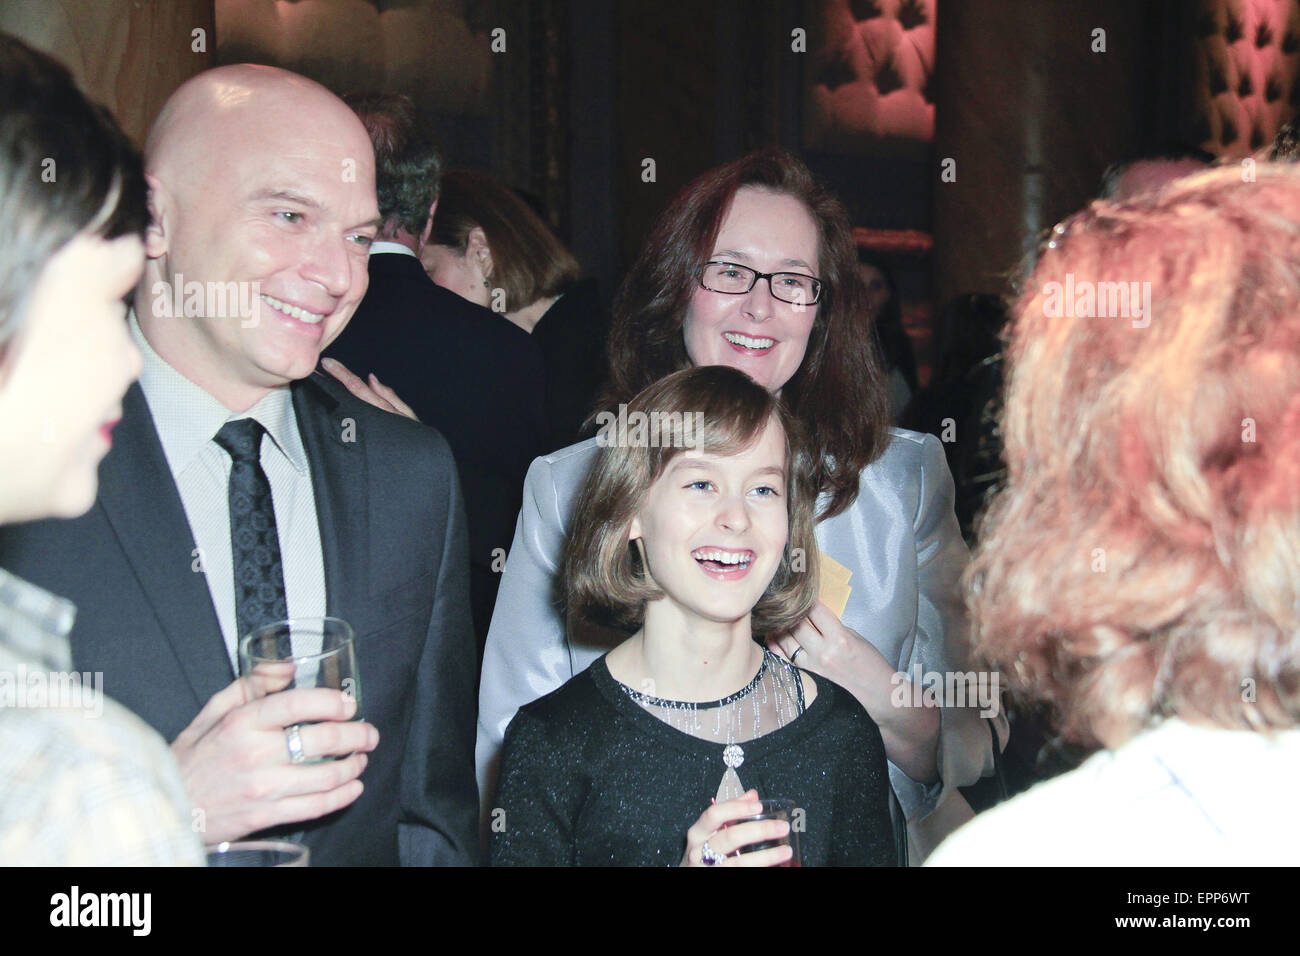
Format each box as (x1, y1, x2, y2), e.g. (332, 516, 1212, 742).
(599, 147, 890, 521)
(970, 164, 1300, 749)
(430, 169, 580, 311)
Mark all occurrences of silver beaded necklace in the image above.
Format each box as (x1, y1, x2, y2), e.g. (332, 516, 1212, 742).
(620, 647, 806, 802)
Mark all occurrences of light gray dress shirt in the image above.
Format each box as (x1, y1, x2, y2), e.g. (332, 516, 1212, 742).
(130, 315, 326, 671)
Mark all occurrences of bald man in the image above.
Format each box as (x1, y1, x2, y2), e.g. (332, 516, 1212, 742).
(0, 65, 480, 865)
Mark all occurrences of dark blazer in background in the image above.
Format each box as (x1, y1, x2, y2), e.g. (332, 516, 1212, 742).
(532, 277, 609, 453)
(326, 253, 549, 656)
(0, 373, 480, 866)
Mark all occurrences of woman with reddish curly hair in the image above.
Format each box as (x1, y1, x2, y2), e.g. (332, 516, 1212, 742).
(930, 164, 1300, 865)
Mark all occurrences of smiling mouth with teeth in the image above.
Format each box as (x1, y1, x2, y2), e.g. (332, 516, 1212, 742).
(692, 548, 755, 573)
(723, 331, 776, 351)
(261, 293, 325, 325)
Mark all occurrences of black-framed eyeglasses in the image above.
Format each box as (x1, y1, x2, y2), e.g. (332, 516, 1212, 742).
(699, 261, 823, 306)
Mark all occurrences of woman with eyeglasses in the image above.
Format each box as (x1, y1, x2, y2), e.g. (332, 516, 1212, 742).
(474, 147, 1001, 860)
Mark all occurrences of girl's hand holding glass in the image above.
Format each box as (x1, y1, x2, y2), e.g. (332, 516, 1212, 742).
(680, 790, 793, 867)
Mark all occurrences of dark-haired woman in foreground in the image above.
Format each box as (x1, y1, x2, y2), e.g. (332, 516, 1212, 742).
(0, 34, 201, 863)
(479, 148, 1002, 859)
(491, 367, 894, 866)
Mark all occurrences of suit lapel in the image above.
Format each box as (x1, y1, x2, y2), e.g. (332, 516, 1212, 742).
(292, 373, 370, 621)
(97, 383, 231, 709)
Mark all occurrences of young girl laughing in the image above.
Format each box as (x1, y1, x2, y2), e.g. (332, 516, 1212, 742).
(490, 366, 894, 866)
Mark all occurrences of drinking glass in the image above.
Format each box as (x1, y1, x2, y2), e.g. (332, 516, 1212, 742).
(206, 840, 310, 867)
(724, 797, 802, 866)
(238, 617, 361, 761)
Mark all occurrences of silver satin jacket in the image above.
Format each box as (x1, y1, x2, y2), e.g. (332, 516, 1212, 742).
(476, 427, 998, 829)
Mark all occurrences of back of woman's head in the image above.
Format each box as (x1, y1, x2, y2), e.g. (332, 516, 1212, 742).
(972, 164, 1300, 749)
(430, 169, 579, 311)
(565, 365, 819, 636)
(0, 34, 147, 354)
(603, 147, 889, 519)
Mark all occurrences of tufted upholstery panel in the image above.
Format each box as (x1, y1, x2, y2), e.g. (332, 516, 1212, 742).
(805, 0, 935, 155)
(1193, 0, 1300, 156)
(215, 0, 492, 115)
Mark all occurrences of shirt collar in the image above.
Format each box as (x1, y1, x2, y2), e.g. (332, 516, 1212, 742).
(0, 566, 75, 672)
(369, 241, 418, 258)
(129, 312, 309, 477)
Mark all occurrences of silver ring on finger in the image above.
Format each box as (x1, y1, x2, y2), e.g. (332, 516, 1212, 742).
(790, 646, 805, 664)
(285, 724, 307, 764)
(700, 839, 721, 866)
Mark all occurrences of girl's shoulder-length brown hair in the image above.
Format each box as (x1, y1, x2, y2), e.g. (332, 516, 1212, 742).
(565, 365, 820, 637)
(599, 147, 890, 521)
(430, 169, 580, 311)
(971, 163, 1300, 750)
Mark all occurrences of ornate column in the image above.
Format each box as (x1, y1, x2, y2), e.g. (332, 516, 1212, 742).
(931, 0, 1157, 304)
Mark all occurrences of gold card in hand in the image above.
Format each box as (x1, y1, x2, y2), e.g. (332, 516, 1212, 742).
(816, 549, 852, 619)
(818, 549, 852, 585)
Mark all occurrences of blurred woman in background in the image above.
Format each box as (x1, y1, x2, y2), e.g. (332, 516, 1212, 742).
(857, 248, 918, 423)
(901, 293, 1009, 545)
(422, 170, 608, 451)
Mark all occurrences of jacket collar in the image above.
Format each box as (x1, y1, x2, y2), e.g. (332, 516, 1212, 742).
(95, 371, 369, 709)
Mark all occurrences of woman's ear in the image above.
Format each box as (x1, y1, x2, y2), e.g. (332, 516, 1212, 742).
(628, 515, 643, 542)
(466, 226, 493, 281)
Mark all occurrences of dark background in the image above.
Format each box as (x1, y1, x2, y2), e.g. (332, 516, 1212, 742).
(4, 0, 1294, 378)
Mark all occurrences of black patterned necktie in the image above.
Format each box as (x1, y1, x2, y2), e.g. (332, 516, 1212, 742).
(214, 418, 287, 642)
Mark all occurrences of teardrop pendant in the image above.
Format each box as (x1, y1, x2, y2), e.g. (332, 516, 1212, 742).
(715, 766, 746, 803)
